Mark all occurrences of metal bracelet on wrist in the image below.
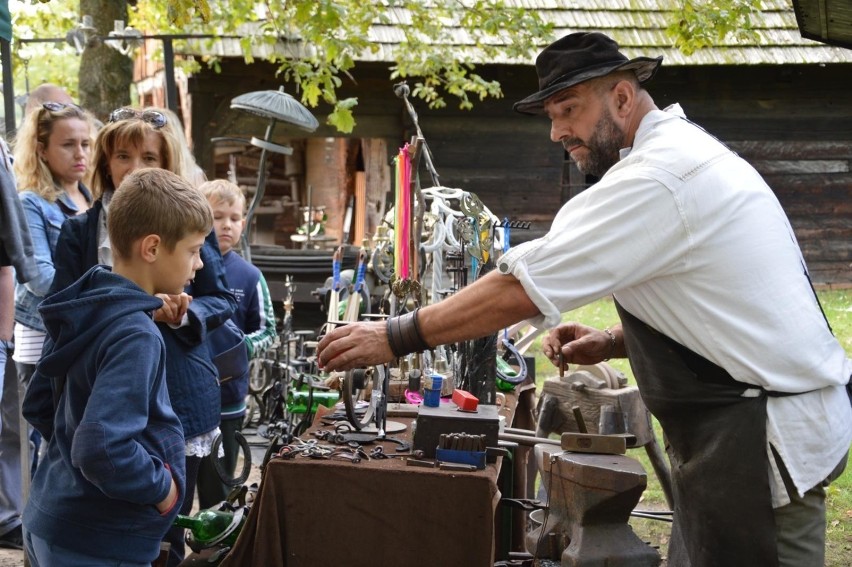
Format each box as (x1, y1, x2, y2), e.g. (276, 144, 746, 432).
(603, 327, 617, 361)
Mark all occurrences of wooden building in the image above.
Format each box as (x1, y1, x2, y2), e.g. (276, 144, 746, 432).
(159, 0, 852, 285)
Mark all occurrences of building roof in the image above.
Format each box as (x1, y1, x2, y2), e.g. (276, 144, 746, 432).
(184, 0, 852, 66)
(791, 0, 852, 50)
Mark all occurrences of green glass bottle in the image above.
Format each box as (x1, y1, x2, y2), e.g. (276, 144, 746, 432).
(173, 507, 245, 548)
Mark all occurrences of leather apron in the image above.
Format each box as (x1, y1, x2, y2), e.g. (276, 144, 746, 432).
(615, 301, 778, 567)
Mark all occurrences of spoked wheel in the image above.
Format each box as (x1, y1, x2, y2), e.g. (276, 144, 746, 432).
(260, 380, 287, 424)
(244, 358, 273, 428)
(341, 365, 385, 431)
(248, 357, 271, 395)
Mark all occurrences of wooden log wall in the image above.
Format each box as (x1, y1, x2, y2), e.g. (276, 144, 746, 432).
(727, 141, 852, 284)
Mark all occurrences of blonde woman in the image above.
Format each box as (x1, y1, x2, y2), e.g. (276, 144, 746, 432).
(50, 108, 187, 283)
(12, 101, 94, 401)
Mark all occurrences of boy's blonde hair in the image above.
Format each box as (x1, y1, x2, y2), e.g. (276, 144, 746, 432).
(90, 111, 185, 200)
(12, 103, 95, 202)
(108, 168, 212, 261)
(199, 179, 246, 213)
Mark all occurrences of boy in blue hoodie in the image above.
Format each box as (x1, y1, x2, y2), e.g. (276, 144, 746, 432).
(21, 168, 212, 566)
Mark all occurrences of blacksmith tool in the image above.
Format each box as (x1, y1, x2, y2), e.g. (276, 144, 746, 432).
(527, 446, 660, 564)
(438, 462, 477, 472)
(369, 446, 410, 460)
(572, 405, 588, 433)
(560, 432, 627, 455)
(406, 458, 436, 468)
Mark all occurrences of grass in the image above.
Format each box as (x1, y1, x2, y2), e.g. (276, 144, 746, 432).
(525, 289, 852, 565)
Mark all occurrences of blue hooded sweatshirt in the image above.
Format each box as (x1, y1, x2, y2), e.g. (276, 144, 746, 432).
(22, 266, 186, 563)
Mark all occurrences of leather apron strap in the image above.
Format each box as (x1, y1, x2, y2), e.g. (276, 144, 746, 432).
(615, 301, 778, 567)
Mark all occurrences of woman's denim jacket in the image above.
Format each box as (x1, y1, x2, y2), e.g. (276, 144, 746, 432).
(15, 184, 92, 332)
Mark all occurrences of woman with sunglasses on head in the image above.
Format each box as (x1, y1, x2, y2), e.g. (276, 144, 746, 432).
(11, 102, 94, 433)
(50, 107, 197, 289)
(51, 107, 237, 567)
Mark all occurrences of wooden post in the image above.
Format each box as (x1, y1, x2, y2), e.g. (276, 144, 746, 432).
(305, 138, 347, 246)
(362, 139, 390, 239)
(353, 171, 367, 245)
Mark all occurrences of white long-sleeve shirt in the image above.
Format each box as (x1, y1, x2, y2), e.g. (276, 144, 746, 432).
(499, 104, 852, 506)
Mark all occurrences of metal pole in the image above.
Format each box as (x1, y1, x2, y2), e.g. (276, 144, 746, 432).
(241, 119, 278, 262)
(18, 379, 30, 555)
(162, 37, 177, 114)
(305, 184, 313, 248)
(1, 38, 15, 137)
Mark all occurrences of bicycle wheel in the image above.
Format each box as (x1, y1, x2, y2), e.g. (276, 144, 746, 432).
(248, 357, 270, 395)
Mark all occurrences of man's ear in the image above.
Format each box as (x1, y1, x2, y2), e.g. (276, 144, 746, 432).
(613, 79, 635, 116)
(139, 234, 162, 264)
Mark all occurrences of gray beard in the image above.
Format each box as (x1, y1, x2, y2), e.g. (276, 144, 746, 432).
(570, 107, 626, 178)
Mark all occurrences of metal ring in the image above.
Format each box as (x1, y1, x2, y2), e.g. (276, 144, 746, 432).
(342, 365, 385, 430)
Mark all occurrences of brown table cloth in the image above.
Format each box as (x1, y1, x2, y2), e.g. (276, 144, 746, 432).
(220, 392, 527, 567)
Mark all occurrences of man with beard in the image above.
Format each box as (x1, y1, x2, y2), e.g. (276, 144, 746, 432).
(317, 32, 851, 567)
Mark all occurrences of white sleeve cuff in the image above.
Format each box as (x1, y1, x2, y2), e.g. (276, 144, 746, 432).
(498, 242, 561, 329)
(167, 312, 190, 329)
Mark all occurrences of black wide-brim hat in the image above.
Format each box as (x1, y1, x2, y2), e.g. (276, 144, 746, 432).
(514, 32, 663, 115)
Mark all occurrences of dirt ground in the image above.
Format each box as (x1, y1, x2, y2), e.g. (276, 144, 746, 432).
(0, 545, 22, 566)
(0, 547, 21, 567)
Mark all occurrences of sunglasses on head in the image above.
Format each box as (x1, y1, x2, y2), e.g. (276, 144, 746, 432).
(108, 108, 167, 129)
(42, 101, 81, 112)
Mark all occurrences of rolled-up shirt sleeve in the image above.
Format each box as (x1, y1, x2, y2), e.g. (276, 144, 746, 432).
(498, 238, 562, 329)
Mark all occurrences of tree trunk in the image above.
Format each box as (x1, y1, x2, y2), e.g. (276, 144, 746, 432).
(78, 0, 132, 122)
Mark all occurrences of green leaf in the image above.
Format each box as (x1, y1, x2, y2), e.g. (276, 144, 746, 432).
(302, 81, 322, 107)
(327, 98, 358, 133)
(666, 0, 762, 55)
(20, 0, 776, 134)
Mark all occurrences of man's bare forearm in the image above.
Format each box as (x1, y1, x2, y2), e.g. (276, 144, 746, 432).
(317, 270, 541, 371)
(418, 270, 540, 347)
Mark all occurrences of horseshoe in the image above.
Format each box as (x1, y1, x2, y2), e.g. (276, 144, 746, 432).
(342, 365, 385, 430)
(212, 430, 252, 487)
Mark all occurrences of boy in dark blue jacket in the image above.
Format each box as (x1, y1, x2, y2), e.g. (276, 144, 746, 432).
(21, 168, 213, 566)
(196, 179, 277, 508)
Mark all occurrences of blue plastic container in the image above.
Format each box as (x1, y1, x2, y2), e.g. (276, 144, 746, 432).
(422, 374, 444, 407)
(435, 448, 487, 470)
